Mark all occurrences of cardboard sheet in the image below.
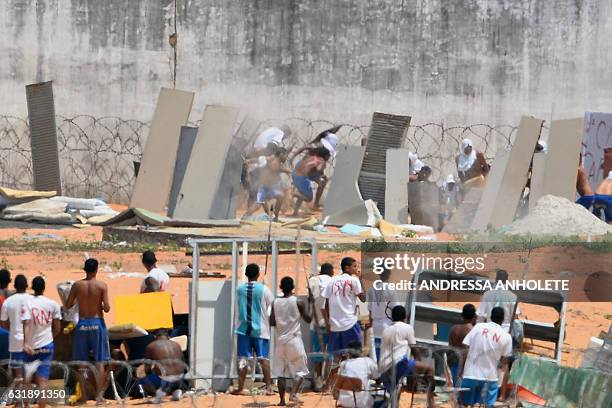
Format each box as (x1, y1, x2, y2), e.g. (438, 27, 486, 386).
(114, 292, 173, 330)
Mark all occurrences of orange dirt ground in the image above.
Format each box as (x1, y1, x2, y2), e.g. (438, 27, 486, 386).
(0, 225, 609, 407)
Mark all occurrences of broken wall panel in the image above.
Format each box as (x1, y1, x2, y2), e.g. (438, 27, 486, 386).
(130, 87, 194, 213)
(167, 126, 198, 217)
(25, 81, 62, 193)
(472, 116, 544, 231)
(173, 105, 240, 220)
(531, 118, 583, 206)
(358, 112, 411, 216)
(385, 149, 411, 224)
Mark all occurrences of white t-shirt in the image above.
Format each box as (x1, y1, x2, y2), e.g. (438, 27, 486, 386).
(25, 295, 61, 349)
(322, 274, 363, 332)
(338, 357, 379, 408)
(308, 274, 332, 329)
(462, 322, 513, 381)
(379, 322, 416, 374)
(141, 267, 170, 292)
(478, 289, 521, 332)
(367, 287, 401, 337)
(253, 127, 285, 150)
(0, 293, 33, 352)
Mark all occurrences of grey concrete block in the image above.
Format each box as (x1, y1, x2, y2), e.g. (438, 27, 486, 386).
(442, 187, 483, 233)
(167, 126, 198, 217)
(385, 148, 411, 224)
(472, 116, 544, 231)
(408, 181, 440, 230)
(323, 145, 366, 219)
(529, 152, 547, 211)
(25, 81, 61, 193)
(130, 88, 194, 213)
(173, 105, 240, 220)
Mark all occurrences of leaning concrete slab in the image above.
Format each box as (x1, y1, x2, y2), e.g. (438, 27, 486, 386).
(529, 152, 547, 211)
(530, 118, 583, 207)
(358, 112, 411, 216)
(25, 81, 62, 194)
(130, 88, 194, 213)
(167, 126, 198, 217)
(385, 149, 411, 224)
(323, 145, 366, 224)
(472, 116, 544, 231)
(173, 105, 240, 220)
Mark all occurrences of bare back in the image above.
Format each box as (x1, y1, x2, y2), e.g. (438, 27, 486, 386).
(577, 167, 594, 196)
(146, 338, 184, 377)
(449, 322, 472, 348)
(70, 277, 109, 319)
(595, 178, 612, 195)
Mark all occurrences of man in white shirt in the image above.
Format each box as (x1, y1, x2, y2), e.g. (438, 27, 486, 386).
(23, 276, 61, 405)
(322, 257, 366, 359)
(307, 262, 334, 388)
(379, 306, 436, 408)
(253, 126, 291, 151)
(461, 307, 513, 407)
(0, 274, 33, 381)
(477, 269, 520, 333)
(367, 268, 401, 362)
(140, 251, 169, 293)
(336, 341, 379, 408)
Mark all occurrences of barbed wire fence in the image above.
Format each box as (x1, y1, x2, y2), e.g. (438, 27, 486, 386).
(0, 114, 520, 204)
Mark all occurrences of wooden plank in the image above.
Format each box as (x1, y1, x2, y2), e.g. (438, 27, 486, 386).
(130, 88, 194, 213)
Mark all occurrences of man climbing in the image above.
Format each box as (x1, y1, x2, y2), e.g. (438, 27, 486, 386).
(291, 146, 331, 216)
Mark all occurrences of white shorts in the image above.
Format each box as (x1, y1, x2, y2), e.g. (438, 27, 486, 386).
(272, 336, 309, 379)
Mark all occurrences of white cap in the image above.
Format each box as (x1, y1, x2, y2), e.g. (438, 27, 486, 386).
(445, 174, 456, 184)
(321, 133, 338, 157)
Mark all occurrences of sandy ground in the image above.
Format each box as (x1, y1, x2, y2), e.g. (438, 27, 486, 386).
(0, 225, 609, 407)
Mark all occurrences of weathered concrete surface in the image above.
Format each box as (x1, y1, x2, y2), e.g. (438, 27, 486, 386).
(1, 1, 611, 125)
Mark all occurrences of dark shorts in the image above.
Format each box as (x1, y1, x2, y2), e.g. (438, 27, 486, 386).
(328, 323, 362, 357)
(381, 356, 416, 392)
(139, 373, 183, 393)
(26, 342, 54, 379)
(593, 194, 612, 222)
(237, 334, 269, 359)
(292, 172, 313, 201)
(72, 318, 110, 362)
(9, 351, 26, 369)
(461, 378, 499, 407)
(310, 329, 329, 363)
(576, 195, 595, 209)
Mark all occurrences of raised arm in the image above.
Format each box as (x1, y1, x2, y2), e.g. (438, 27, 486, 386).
(102, 283, 110, 313)
(65, 282, 78, 309)
(297, 298, 313, 324)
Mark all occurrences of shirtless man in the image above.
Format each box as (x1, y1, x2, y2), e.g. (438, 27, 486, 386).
(140, 329, 185, 402)
(448, 304, 476, 386)
(291, 146, 330, 216)
(65, 258, 111, 403)
(593, 171, 612, 222)
(576, 166, 595, 210)
(244, 146, 289, 221)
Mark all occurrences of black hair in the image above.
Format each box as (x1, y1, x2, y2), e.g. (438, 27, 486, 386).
(347, 340, 362, 358)
(0, 269, 10, 289)
(340, 257, 356, 273)
(491, 307, 505, 325)
(320, 263, 334, 276)
(142, 250, 157, 267)
(495, 269, 509, 283)
(32, 276, 45, 294)
(391, 305, 406, 322)
(245, 263, 260, 281)
(312, 146, 331, 160)
(280, 277, 294, 294)
(84, 258, 98, 274)
(14, 274, 27, 292)
(461, 303, 476, 321)
(143, 277, 160, 293)
(380, 268, 391, 281)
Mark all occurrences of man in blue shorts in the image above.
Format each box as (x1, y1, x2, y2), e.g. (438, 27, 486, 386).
(231, 264, 274, 396)
(307, 262, 334, 389)
(65, 259, 111, 403)
(461, 307, 512, 407)
(379, 306, 436, 408)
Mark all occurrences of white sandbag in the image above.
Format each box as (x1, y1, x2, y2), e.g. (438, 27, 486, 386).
(57, 281, 79, 323)
(79, 206, 118, 218)
(50, 196, 106, 210)
(3, 212, 75, 224)
(2, 198, 66, 215)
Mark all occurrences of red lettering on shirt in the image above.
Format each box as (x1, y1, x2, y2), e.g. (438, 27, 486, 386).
(332, 280, 354, 297)
(492, 333, 501, 343)
(482, 328, 489, 337)
(31, 308, 53, 325)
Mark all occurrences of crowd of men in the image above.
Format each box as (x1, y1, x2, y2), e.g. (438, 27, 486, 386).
(231, 257, 519, 407)
(0, 250, 183, 406)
